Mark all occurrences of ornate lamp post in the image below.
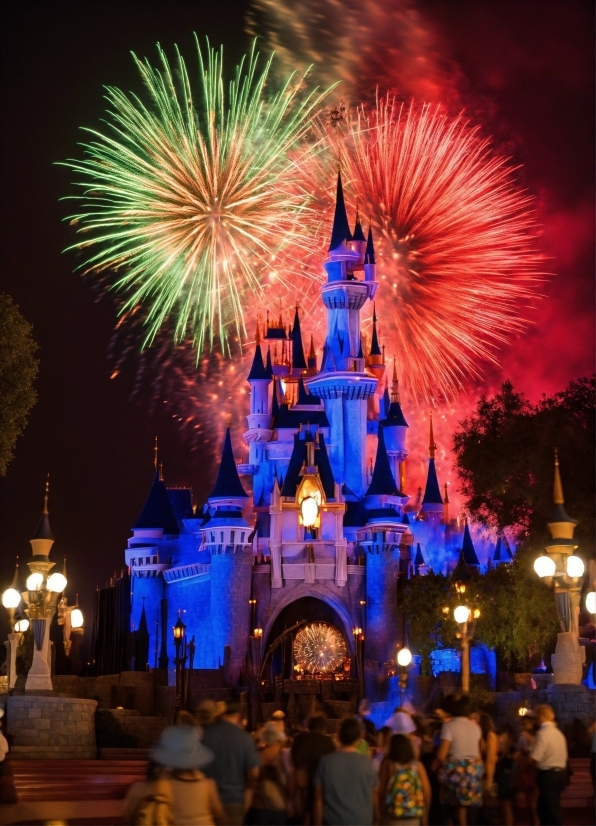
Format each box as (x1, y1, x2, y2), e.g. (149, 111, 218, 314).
(534, 452, 585, 684)
(2, 560, 23, 690)
(57, 595, 84, 657)
(453, 605, 481, 693)
(173, 615, 187, 710)
(352, 626, 364, 695)
(396, 646, 412, 705)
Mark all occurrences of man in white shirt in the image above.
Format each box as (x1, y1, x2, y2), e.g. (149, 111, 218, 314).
(530, 704, 568, 826)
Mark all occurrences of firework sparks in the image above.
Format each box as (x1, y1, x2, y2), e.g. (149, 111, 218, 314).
(61, 39, 330, 353)
(293, 623, 347, 673)
(301, 97, 546, 401)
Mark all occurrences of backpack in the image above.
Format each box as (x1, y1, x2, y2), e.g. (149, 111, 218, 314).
(133, 778, 175, 826)
(386, 763, 424, 820)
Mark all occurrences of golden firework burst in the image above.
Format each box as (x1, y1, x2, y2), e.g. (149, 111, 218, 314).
(293, 623, 347, 673)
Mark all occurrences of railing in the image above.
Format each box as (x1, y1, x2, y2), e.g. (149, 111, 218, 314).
(163, 562, 210, 584)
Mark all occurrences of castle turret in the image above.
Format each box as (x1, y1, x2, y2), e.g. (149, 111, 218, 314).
(364, 224, 376, 283)
(306, 172, 378, 496)
(461, 521, 480, 567)
(351, 208, 367, 265)
(244, 323, 274, 472)
(202, 428, 252, 683)
(492, 533, 512, 565)
(382, 360, 409, 486)
(420, 412, 444, 523)
(290, 305, 307, 374)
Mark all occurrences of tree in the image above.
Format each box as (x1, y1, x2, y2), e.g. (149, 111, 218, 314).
(453, 377, 595, 557)
(403, 562, 559, 674)
(0, 294, 39, 476)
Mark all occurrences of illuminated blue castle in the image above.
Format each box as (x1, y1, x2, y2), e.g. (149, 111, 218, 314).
(125, 176, 510, 694)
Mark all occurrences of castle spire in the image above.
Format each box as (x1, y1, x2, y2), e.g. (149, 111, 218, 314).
(328, 171, 352, 251)
(32, 474, 53, 543)
(461, 520, 480, 566)
(208, 428, 248, 501)
(553, 448, 564, 504)
(291, 304, 307, 370)
(255, 317, 261, 345)
(547, 450, 578, 537)
(429, 411, 436, 459)
(444, 482, 450, 524)
(369, 304, 382, 357)
(366, 426, 400, 497)
(364, 224, 376, 265)
(247, 338, 269, 380)
(352, 204, 366, 242)
(391, 358, 400, 402)
(154, 437, 158, 471)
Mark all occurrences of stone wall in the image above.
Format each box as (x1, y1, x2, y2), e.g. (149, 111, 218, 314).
(7, 696, 97, 759)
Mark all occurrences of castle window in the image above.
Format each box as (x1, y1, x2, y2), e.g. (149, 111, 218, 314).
(220, 532, 224, 543)
(230, 530, 235, 543)
(241, 532, 245, 543)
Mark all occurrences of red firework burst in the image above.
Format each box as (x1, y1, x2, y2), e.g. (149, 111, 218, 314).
(300, 97, 546, 401)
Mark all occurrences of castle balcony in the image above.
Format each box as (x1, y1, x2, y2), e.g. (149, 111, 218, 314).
(125, 547, 169, 577)
(306, 371, 377, 401)
(163, 562, 210, 584)
(242, 428, 274, 445)
(320, 281, 371, 310)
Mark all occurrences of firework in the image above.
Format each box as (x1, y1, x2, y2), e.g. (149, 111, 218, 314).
(301, 97, 545, 401)
(293, 623, 347, 673)
(61, 39, 330, 353)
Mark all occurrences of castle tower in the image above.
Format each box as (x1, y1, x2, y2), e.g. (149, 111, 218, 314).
(365, 306, 386, 420)
(420, 413, 444, 524)
(306, 173, 378, 497)
(244, 322, 274, 473)
(382, 361, 409, 488)
(202, 428, 253, 682)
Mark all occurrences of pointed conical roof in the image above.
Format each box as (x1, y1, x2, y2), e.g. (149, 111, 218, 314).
(352, 208, 366, 242)
(33, 476, 53, 541)
(248, 343, 269, 380)
(492, 534, 512, 563)
(265, 347, 273, 379)
(366, 426, 400, 496)
(549, 450, 578, 525)
(364, 225, 376, 264)
(291, 306, 307, 370)
(271, 379, 280, 416)
(209, 428, 248, 500)
(138, 601, 148, 634)
(369, 305, 382, 356)
(461, 522, 480, 566)
(414, 543, 425, 566)
(384, 399, 409, 427)
(329, 172, 352, 251)
(422, 459, 443, 506)
(134, 472, 179, 534)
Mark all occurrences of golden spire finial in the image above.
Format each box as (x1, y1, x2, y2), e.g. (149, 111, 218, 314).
(159, 461, 164, 482)
(255, 317, 261, 345)
(553, 448, 564, 505)
(429, 412, 436, 459)
(154, 436, 158, 471)
(43, 473, 50, 514)
(444, 482, 450, 504)
(62, 556, 67, 578)
(226, 412, 232, 429)
(309, 334, 316, 360)
(391, 357, 400, 402)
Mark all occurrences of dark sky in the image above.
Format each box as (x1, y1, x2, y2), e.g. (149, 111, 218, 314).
(0, 1, 593, 645)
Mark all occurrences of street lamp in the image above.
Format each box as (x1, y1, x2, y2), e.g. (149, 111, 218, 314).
(453, 605, 479, 692)
(57, 593, 84, 657)
(533, 451, 585, 684)
(396, 646, 412, 705)
(586, 592, 596, 615)
(173, 614, 187, 710)
(353, 626, 364, 694)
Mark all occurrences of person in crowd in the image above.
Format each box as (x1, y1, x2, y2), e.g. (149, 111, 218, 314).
(514, 714, 539, 826)
(201, 700, 261, 825)
(0, 709, 17, 805)
(378, 733, 431, 826)
(271, 709, 286, 735)
(123, 725, 224, 825)
(478, 712, 498, 795)
(530, 704, 568, 826)
(372, 726, 393, 774)
(386, 707, 417, 737)
(313, 716, 379, 826)
(358, 698, 378, 743)
(494, 724, 516, 826)
(246, 721, 289, 825)
(291, 713, 336, 824)
(434, 693, 484, 826)
(419, 719, 445, 826)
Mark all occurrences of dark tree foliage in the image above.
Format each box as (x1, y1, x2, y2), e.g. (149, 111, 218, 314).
(0, 294, 39, 476)
(403, 561, 559, 674)
(453, 377, 595, 557)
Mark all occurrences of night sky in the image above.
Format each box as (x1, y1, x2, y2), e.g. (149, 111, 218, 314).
(0, 1, 593, 648)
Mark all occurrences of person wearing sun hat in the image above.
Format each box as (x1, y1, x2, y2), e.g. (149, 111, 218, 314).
(247, 722, 289, 824)
(123, 725, 225, 825)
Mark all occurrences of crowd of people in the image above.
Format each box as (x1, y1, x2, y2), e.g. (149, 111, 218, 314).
(122, 694, 588, 826)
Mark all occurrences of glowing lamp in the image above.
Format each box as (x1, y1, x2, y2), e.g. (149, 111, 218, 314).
(454, 605, 470, 624)
(47, 572, 67, 593)
(397, 647, 412, 667)
(518, 706, 528, 717)
(14, 618, 29, 633)
(566, 555, 584, 578)
(473, 608, 481, 619)
(585, 591, 596, 614)
(300, 496, 319, 528)
(173, 618, 186, 641)
(26, 572, 43, 591)
(70, 608, 84, 629)
(2, 588, 21, 609)
(534, 555, 556, 578)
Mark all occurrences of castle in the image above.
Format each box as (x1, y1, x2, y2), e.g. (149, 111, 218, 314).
(125, 175, 511, 696)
